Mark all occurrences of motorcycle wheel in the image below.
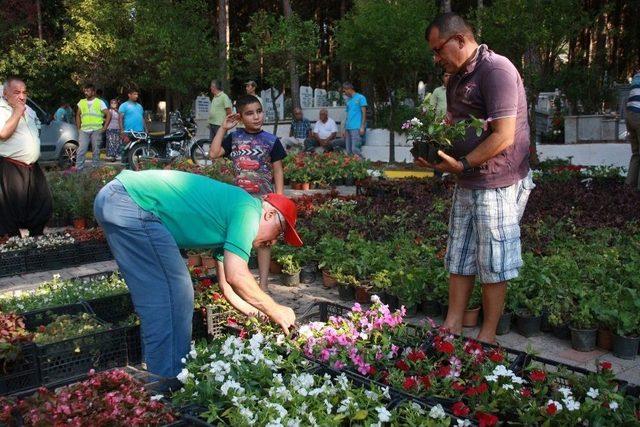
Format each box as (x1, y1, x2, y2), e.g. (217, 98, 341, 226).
(127, 142, 160, 170)
(190, 139, 212, 166)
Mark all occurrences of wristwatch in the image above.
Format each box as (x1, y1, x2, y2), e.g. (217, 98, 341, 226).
(459, 156, 472, 173)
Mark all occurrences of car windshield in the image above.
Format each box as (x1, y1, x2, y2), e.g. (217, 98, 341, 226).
(26, 99, 49, 124)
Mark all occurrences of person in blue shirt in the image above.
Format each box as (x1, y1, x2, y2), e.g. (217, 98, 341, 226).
(53, 101, 72, 123)
(342, 82, 368, 157)
(118, 88, 146, 143)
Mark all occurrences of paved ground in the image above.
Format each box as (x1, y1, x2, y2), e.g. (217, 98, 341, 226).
(1, 260, 637, 384)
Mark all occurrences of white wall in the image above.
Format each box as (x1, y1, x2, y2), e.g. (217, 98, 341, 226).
(536, 143, 631, 168)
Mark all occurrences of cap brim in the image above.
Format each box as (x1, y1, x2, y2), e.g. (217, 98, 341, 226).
(283, 222, 303, 247)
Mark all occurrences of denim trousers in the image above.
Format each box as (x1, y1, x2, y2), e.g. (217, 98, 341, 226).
(345, 129, 363, 157)
(94, 180, 194, 378)
(77, 129, 103, 170)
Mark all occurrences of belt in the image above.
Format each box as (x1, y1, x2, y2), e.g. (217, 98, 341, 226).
(1, 157, 34, 169)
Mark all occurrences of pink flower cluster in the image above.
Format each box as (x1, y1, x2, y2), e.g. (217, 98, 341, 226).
(0, 369, 175, 426)
(299, 300, 405, 375)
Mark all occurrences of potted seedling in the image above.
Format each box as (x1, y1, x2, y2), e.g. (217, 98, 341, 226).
(569, 297, 598, 352)
(611, 288, 640, 360)
(462, 286, 482, 327)
(333, 270, 357, 301)
(278, 255, 301, 287)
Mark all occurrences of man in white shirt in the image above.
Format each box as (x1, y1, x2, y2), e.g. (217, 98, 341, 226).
(0, 77, 52, 236)
(304, 108, 345, 153)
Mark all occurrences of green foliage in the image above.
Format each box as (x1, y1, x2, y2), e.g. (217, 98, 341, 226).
(277, 254, 301, 275)
(237, 11, 319, 94)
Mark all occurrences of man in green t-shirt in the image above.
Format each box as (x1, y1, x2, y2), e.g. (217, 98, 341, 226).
(208, 79, 233, 139)
(94, 169, 302, 381)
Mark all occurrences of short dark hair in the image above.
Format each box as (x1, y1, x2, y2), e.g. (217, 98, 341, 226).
(83, 83, 95, 90)
(425, 13, 475, 40)
(127, 87, 139, 94)
(236, 95, 261, 113)
(210, 79, 222, 89)
(342, 82, 354, 91)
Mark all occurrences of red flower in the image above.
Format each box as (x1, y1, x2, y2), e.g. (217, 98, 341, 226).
(407, 349, 426, 362)
(435, 365, 451, 378)
(452, 401, 470, 417)
(476, 411, 499, 427)
(465, 382, 489, 397)
(403, 376, 418, 391)
(368, 366, 377, 376)
(452, 381, 465, 392)
(193, 268, 202, 276)
(395, 360, 410, 372)
(212, 292, 223, 301)
(200, 278, 213, 287)
(520, 388, 532, 398)
(380, 370, 389, 384)
(436, 340, 455, 354)
(488, 350, 504, 363)
(529, 370, 546, 382)
(600, 361, 612, 371)
(419, 375, 431, 389)
(546, 402, 558, 415)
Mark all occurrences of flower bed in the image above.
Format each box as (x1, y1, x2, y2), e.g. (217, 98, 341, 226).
(0, 369, 177, 426)
(283, 152, 371, 187)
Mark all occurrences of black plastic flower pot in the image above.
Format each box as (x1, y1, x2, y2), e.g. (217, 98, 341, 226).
(420, 299, 441, 317)
(381, 292, 400, 311)
(281, 272, 300, 287)
(540, 311, 552, 333)
(344, 177, 356, 186)
(496, 311, 513, 336)
(337, 283, 355, 301)
(569, 325, 598, 352)
(300, 267, 316, 284)
(515, 312, 542, 337)
(552, 323, 571, 340)
(612, 334, 640, 360)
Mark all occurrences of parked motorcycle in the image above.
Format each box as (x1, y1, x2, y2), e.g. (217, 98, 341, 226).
(124, 111, 211, 170)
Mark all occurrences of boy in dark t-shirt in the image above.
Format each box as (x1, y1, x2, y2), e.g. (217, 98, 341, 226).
(210, 95, 287, 291)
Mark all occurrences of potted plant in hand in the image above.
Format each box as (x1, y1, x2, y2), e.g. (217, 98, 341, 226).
(405, 95, 485, 164)
(611, 287, 640, 359)
(278, 254, 301, 287)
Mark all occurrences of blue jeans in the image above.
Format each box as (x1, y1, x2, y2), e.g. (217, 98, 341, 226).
(94, 180, 194, 378)
(345, 130, 363, 157)
(77, 129, 103, 170)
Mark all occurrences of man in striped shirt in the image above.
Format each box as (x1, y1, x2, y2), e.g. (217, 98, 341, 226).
(625, 72, 640, 190)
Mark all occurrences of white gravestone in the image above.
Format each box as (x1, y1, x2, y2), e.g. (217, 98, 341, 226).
(194, 96, 211, 120)
(313, 88, 328, 107)
(299, 86, 314, 109)
(261, 88, 285, 122)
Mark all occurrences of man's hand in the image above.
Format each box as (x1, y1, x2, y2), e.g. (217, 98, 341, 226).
(11, 102, 26, 117)
(270, 305, 296, 335)
(222, 113, 240, 131)
(359, 127, 365, 136)
(415, 150, 464, 174)
(121, 133, 130, 144)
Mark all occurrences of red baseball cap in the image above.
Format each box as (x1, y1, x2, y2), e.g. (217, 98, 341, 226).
(264, 193, 303, 247)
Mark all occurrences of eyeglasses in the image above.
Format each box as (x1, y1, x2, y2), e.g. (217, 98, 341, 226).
(275, 213, 286, 240)
(432, 34, 459, 56)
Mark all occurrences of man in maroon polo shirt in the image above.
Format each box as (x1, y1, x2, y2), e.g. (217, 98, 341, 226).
(418, 13, 535, 344)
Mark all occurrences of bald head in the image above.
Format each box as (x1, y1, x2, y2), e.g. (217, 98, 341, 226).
(3, 77, 27, 107)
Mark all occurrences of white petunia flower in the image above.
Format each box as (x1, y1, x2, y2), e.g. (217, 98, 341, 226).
(587, 387, 599, 399)
(609, 401, 619, 411)
(370, 294, 381, 304)
(150, 394, 163, 401)
(485, 374, 498, 382)
(502, 383, 514, 390)
(563, 398, 580, 411)
(376, 406, 391, 422)
(558, 387, 573, 398)
(457, 420, 473, 427)
(429, 404, 447, 419)
(176, 368, 191, 383)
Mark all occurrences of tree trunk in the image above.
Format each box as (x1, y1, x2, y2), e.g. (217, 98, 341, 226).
(476, 0, 483, 38)
(339, 0, 347, 82)
(35, 0, 43, 40)
(441, 0, 452, 13)
(217, 0, 229, 91)
(282, 0, 300, 110)
(270, 87, 280, 135)
(388, 89, 395, 163)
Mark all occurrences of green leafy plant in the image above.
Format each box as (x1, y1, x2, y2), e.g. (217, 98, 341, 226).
(277, 254, 301, 275)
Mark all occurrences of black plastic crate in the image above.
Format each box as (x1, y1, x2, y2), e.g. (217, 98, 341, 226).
(24, 245, 78, 273)
(126, 324, 143, 365)
(0, 250, 26, 277)
(298, 301, 351, 324)
(205, 306, 235, 339)
(75, 270, 119, 281)
(77, 240, 112, 263)
(86, 292, 134, 324)
(0, 343, 40, 395)
(21, 303, 128, 387)
(192, 307, 207, 340)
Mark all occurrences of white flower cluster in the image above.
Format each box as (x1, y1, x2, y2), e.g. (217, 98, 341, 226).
(558, 387, 581, 411)
(0, 233, 75, 253)
(484, 364, 525, 385)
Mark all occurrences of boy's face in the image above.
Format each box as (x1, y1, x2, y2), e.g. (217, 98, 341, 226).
(239, 102, 264, 132)
(128, 91, 139, 102)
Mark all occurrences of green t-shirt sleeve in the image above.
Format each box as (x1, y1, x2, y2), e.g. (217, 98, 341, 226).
(222, 204, 260, 262)
(224, 94, 232, 109)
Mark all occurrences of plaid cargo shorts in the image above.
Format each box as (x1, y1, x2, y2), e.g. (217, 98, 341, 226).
(444, 171, 535, 284)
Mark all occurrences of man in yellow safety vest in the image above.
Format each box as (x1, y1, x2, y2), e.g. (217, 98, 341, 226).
(75, 83, 109, 170)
